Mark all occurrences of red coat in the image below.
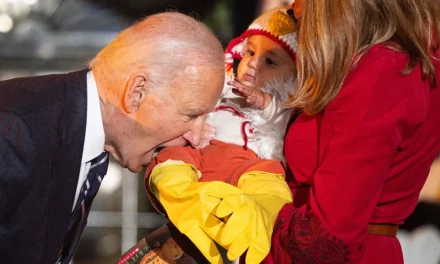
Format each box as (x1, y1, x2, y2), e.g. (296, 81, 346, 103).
(264, 44, 440, 264)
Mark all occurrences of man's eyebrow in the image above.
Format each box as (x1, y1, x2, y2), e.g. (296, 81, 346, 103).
(184, 108, 209, 116)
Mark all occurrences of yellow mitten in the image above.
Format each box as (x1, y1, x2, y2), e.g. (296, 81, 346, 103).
(149, 160, 243, 264)
(211, 171, 293, 264)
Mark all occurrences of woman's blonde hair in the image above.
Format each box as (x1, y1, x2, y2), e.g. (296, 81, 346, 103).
(287, 0, 440, 115)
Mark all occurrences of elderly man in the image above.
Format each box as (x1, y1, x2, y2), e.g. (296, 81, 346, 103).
(0, 12, 224, 263)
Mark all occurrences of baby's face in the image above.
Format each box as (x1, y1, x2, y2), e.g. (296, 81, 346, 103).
(237, 35, 296, 88)
(293, 0, 304, 19)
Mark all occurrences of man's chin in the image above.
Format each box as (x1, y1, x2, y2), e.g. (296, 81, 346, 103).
(160, 136, 187, 147)
(127, 149, 157, 173)
(121, 159, 141, 174)
(127, 166, 143, 173)
(126, 160, 146, 173)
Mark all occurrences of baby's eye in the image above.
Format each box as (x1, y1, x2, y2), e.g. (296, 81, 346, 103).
(266, 58, 276, 66)
(247, 50, 255, 56)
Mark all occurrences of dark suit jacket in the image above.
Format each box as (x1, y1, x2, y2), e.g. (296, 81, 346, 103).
(0, 69, 88, 263)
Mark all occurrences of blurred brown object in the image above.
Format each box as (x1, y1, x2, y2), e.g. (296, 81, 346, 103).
(258, 0, 292, 14)
(118, 224, 198, 264)
(86, 0, 216, 21)
(419, 157, 440, 204)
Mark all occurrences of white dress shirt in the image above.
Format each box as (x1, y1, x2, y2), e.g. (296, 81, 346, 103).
(72, 71, 105, 210)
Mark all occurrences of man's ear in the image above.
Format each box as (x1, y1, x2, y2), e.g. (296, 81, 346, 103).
(124, 73, 148, 114)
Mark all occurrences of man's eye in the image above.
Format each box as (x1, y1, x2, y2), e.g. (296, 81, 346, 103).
(187, 114, 201, 120)
(266, 58, 276, 66)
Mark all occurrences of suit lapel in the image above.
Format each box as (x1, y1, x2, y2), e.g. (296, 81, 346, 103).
(43, 69, 88, 263)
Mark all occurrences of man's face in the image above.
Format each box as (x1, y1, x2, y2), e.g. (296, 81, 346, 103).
(113, 70, 223, 173)
(237, 35, 296, 89)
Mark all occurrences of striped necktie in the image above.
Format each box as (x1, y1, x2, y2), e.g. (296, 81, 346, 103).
(57, 151, 109, 264)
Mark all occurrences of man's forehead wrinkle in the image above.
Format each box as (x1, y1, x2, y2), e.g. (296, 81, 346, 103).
(184, 103, 209, 116)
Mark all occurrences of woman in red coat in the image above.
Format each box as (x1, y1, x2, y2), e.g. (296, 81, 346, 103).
(262, 0, 440, 263)
(145, 0, 440, 263)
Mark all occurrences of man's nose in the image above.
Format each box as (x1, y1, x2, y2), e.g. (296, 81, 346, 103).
(182, 117, 205, 146)
(183, 131, 200, 147)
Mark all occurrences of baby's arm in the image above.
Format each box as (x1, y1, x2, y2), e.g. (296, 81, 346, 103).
(192, 123, 215, 149)
(228, 79, 289, 121)
(228, 79, 273, 110)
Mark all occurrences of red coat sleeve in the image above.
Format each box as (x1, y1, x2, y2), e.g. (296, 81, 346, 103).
(267, 48, 425, 263)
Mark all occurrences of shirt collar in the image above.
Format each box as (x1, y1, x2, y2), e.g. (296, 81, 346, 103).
(81, 71, 105, 163)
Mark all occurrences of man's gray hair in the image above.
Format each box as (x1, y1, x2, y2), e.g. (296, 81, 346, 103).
(89, 12, 224, 96)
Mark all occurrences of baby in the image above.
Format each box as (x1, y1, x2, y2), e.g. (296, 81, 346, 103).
(145, 5, 298, 264)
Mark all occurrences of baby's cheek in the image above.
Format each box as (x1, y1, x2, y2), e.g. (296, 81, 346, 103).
(237, 64, 246, 80)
